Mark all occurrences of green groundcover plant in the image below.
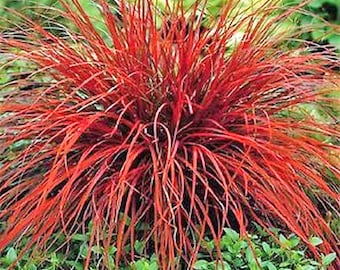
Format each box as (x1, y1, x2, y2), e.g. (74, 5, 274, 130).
(283, 0, 339, 50)
(0, 224, 337, 269)
(0, 0, 339, 269)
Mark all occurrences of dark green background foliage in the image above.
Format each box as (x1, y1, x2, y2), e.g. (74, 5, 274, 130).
(0, 1, 338, 50)
(283, 0, 339, 50)
(0, 0, 339, 40)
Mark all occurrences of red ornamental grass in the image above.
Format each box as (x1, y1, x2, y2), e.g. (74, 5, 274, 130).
(0, 0, 339, 268)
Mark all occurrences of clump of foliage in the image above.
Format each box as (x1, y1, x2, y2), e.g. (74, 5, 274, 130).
(194, 226, 337, 270)
(283, 0, 339, 50)
(0, 0, 339, 269)
(0, 224, 336, 270)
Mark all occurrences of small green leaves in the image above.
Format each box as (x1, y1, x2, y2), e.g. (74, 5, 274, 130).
(0, 225, 337, 269)
(195, 227, 336, 270)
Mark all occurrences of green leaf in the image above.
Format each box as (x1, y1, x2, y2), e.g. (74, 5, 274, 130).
(322, 253, 336, 266)
(108, 246, 117, 255)
(193, 260, 209, 270)
(262, 261, 277, 270)
(119, 213, 131, 226)
(287, 235, 300, 248)
(134, 240, 145, 255)
(230, 240, 243, 254)
(134, 259, 150, 270)
(26, 263, 38, 270)
(214, 261, 232, 270)
(202, 239, 214, 252)
(262, 242, 271, 255)
(308, 0, 325, 9)
(80, 244, 89, 258)
(245, 246, 257, 265)
(311, 29, 327, 41)
(289, 250, 304, 262)
(71, 234, 88, 241)
(65, 260, 84, 270)
(91, 245, 102, 255)
(223, 228, 240, 242)
(9, 140, 31, 151)
(149, 261, 158, 270)
(328, 34, 340, 51)
(279, 234, 290, 248)
(6, 247, 17, 264)
(231, 257, 244, 268)
(299, 265, 317, 270)
(309, 236, 323, 247)
(135, 222, 151, 231)
(50, 252, 59, 263)
(222, 252, 233, 262)
(108, 256, 115, 269)
(279, 261, 291, 267)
